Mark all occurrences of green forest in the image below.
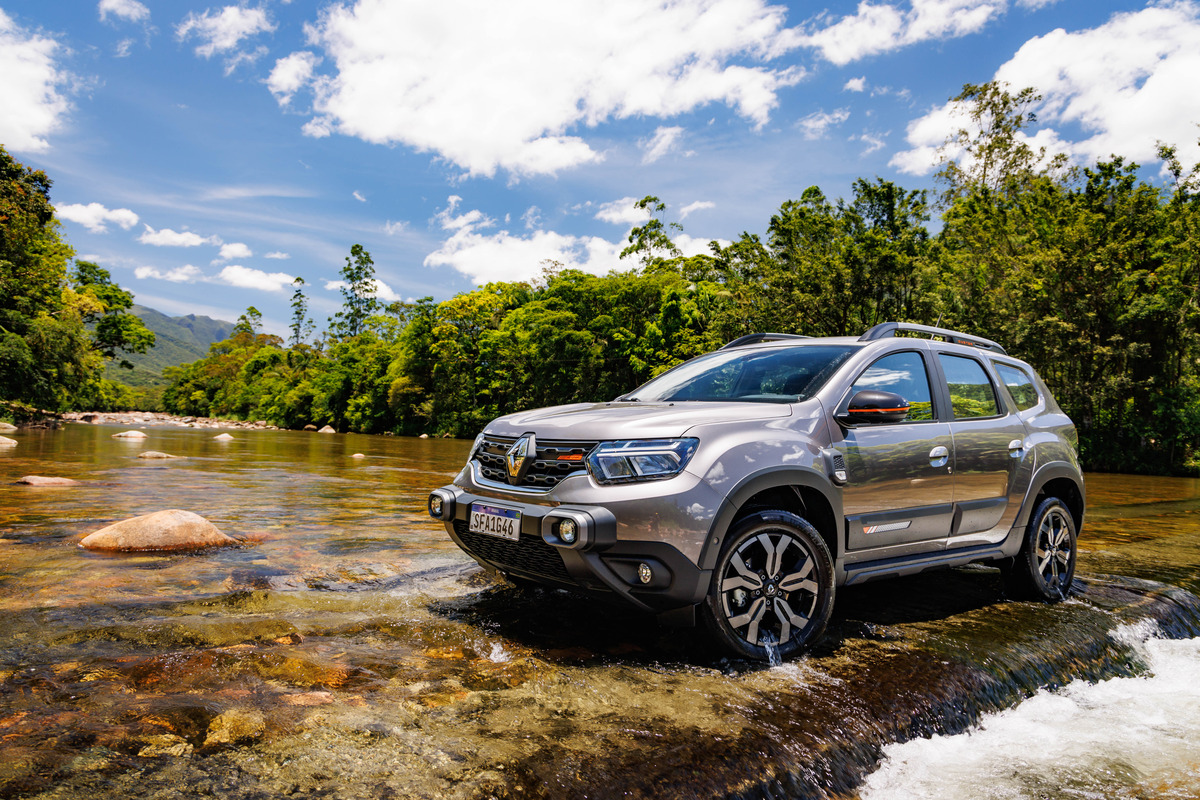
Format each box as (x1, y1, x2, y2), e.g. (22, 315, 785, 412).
(4, 84, 1200, 474)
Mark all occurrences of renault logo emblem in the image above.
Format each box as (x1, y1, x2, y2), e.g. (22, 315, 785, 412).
(506, 434, 536, 484)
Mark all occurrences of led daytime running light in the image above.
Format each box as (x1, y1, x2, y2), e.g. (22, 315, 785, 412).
(586, 438, 698, 484)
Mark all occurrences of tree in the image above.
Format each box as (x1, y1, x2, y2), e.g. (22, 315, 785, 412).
(330, 244, 380, 338)
(72, 260, 155, 368)
(620, 196, 683, 267)
(289, 276, 313, 347)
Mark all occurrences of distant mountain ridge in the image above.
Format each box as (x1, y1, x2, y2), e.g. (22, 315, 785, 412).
(105, 305, 236, 388)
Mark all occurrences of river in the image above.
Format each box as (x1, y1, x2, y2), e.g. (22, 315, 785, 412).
(0, 421, 1197, 799)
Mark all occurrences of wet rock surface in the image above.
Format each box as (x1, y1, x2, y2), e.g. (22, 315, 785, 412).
(13, 476, 80, 486)
(79, 510, 238, 552)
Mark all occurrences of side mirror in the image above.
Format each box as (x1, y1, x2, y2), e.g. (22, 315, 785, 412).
(838, 390, 910, 425)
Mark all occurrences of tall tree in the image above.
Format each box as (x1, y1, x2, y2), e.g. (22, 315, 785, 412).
(330, 244, 380, 338)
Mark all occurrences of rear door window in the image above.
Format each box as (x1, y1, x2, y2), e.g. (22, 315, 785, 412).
(938, 354, 1000, 418)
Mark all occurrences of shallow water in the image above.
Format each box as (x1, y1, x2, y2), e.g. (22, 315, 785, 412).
(0, 422, 1197, 799)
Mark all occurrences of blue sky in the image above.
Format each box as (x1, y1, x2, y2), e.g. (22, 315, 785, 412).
(4, 0, 1199, 336)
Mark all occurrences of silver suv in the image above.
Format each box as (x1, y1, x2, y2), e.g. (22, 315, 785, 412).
(429, 323, 1084, 661)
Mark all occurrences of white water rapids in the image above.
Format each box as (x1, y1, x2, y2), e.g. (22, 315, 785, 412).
(861, 622, 1200, 800)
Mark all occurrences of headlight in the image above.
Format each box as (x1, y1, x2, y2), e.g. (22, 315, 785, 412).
(586, 439, 698, 484)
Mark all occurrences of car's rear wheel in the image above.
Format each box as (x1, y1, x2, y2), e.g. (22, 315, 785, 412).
(1004, 497, 1077, 601)
(702, 511, 834, 661)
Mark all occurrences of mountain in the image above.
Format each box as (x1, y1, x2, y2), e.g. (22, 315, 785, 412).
(105, 305, 236, 388)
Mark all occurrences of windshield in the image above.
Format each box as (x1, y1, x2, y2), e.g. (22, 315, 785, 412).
(626, 344, 858, 403)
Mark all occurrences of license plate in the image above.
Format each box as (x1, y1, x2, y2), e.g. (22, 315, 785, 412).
(469, 504, 521, 541)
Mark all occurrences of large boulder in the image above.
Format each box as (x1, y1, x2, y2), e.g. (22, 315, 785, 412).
(14, 476, 79, 486)
(80, 510, 237, 552)
(112, 430, 147, 439)
(0, 436, 16, 447)
(318, 425, 336, 434)
(0, 422, 17, 432)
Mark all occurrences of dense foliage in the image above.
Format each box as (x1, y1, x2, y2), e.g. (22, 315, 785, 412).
(0, 146, 155, 416)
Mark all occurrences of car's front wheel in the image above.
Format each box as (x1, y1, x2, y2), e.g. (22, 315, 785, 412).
(702, 511, 834, 661)
(1004, 497, 1077, 601)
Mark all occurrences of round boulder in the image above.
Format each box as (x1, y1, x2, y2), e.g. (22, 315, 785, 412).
(303, 424, 318, 431)
(14, 475, 79, 486)
(80, 510, 237, 552)
(351, 453, 365, 458)
(213, 433, 234, 441)
(0, 436, 16, 447)
(318, 425, 336, 434)
(112, 430, 147, 439)
(0, 422, 17, 432)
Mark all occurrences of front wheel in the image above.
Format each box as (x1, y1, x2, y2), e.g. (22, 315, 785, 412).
(1004, 497, 1077, 601)
(702, 511, 834, 661)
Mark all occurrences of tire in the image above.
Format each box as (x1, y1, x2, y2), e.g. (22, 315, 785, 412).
(702, 511, 835, 661)
(1004, 497, 1077, 601)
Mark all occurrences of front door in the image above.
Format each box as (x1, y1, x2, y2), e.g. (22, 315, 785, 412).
(836, 350, 956, 552)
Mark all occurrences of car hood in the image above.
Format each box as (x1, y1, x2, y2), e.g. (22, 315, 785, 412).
(486, 401, 792, 441)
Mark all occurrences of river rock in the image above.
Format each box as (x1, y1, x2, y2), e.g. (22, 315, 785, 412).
(203, 708, 265, 747)
(137, 451, 177, 459)
(80, 510, 237, 552)
(0, 436, 16, 447)
(0, 422, 17, 432)
(112, 431, 147, 439)
(214, 433, 234, 441)
(303, 424, 318, 431)
(318, 425, 335, 434)
(351, 453, 365, 458)
(14, 475, 80, 486)
(419, 433, 429, 439)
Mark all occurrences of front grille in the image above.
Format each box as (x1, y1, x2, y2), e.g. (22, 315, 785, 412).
(473, 435, 596, 490)
(453, 520, 571, 582)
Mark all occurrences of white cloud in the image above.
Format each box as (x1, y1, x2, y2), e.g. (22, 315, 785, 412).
(521, 207, 541, 230)
(796, 0, 1005, 66)
(135, 264, 203, 283)
(798, 108, 850, 140)
(216, 242, 252, 261)
(892, 1, 1200, 174)
(138, 225, 219, 247)
(324, 278, 402, 303)
(679, 201, 715, 219)
(595, 197, 650, 225)
(267, 50, 320, 105)
(176, 5, 275, 71)
(99, 0, 149, 23)
(844, 76, 867, 92)
(0, 10, 71, 153)
(383, 221, 408, 235)
(855, 131, 888, 155)
(56, 202, 139, 233)
(217, 264, 295, 292)
(424, 196, 714, 285)
(264, 251, 290, 259)
(292, 0, 806, 176)
(641, 126, 685, 164)
(352, 190, 366, 203)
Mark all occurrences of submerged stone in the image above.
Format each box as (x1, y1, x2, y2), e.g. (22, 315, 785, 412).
(80, 510, 237, 552)
(14, 475, 79, 486)
(214, 433, 234, 441)
(204, 709, 265, 747)
(0, 422, 16, 432)
(112, 431, 147, 439)
(138, 451, 177, 459)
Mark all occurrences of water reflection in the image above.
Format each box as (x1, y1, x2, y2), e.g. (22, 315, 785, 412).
(0, 425, 1196, 799)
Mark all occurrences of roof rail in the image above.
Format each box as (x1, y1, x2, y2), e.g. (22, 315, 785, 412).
(721, 332, 811, 350)
(859, 322, 1006, 354)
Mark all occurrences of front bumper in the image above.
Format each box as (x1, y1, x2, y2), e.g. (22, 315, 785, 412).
(429, 484, 710, 613)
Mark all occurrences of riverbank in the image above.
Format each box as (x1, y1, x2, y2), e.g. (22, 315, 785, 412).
(59, 411, 284, 431)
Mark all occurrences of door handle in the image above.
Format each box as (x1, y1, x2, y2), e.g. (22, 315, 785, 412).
(929, 445, 949, 468)
(1008, 439, 1025, 457)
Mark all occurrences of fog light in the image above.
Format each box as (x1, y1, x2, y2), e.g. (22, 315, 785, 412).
(638, 562, 653, 584)
(429, 494, 444, 518)
(559, 518, 577, 544)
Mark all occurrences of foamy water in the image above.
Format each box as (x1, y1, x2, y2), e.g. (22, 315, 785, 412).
(861, 623, 1200, 800)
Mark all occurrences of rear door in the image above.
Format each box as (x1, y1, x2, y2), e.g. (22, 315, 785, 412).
(934, 352, 1029, 540)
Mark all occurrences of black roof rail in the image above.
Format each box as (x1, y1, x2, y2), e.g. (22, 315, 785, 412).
(721, 333, 812, 350)
(859, 322, 1007, 354)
